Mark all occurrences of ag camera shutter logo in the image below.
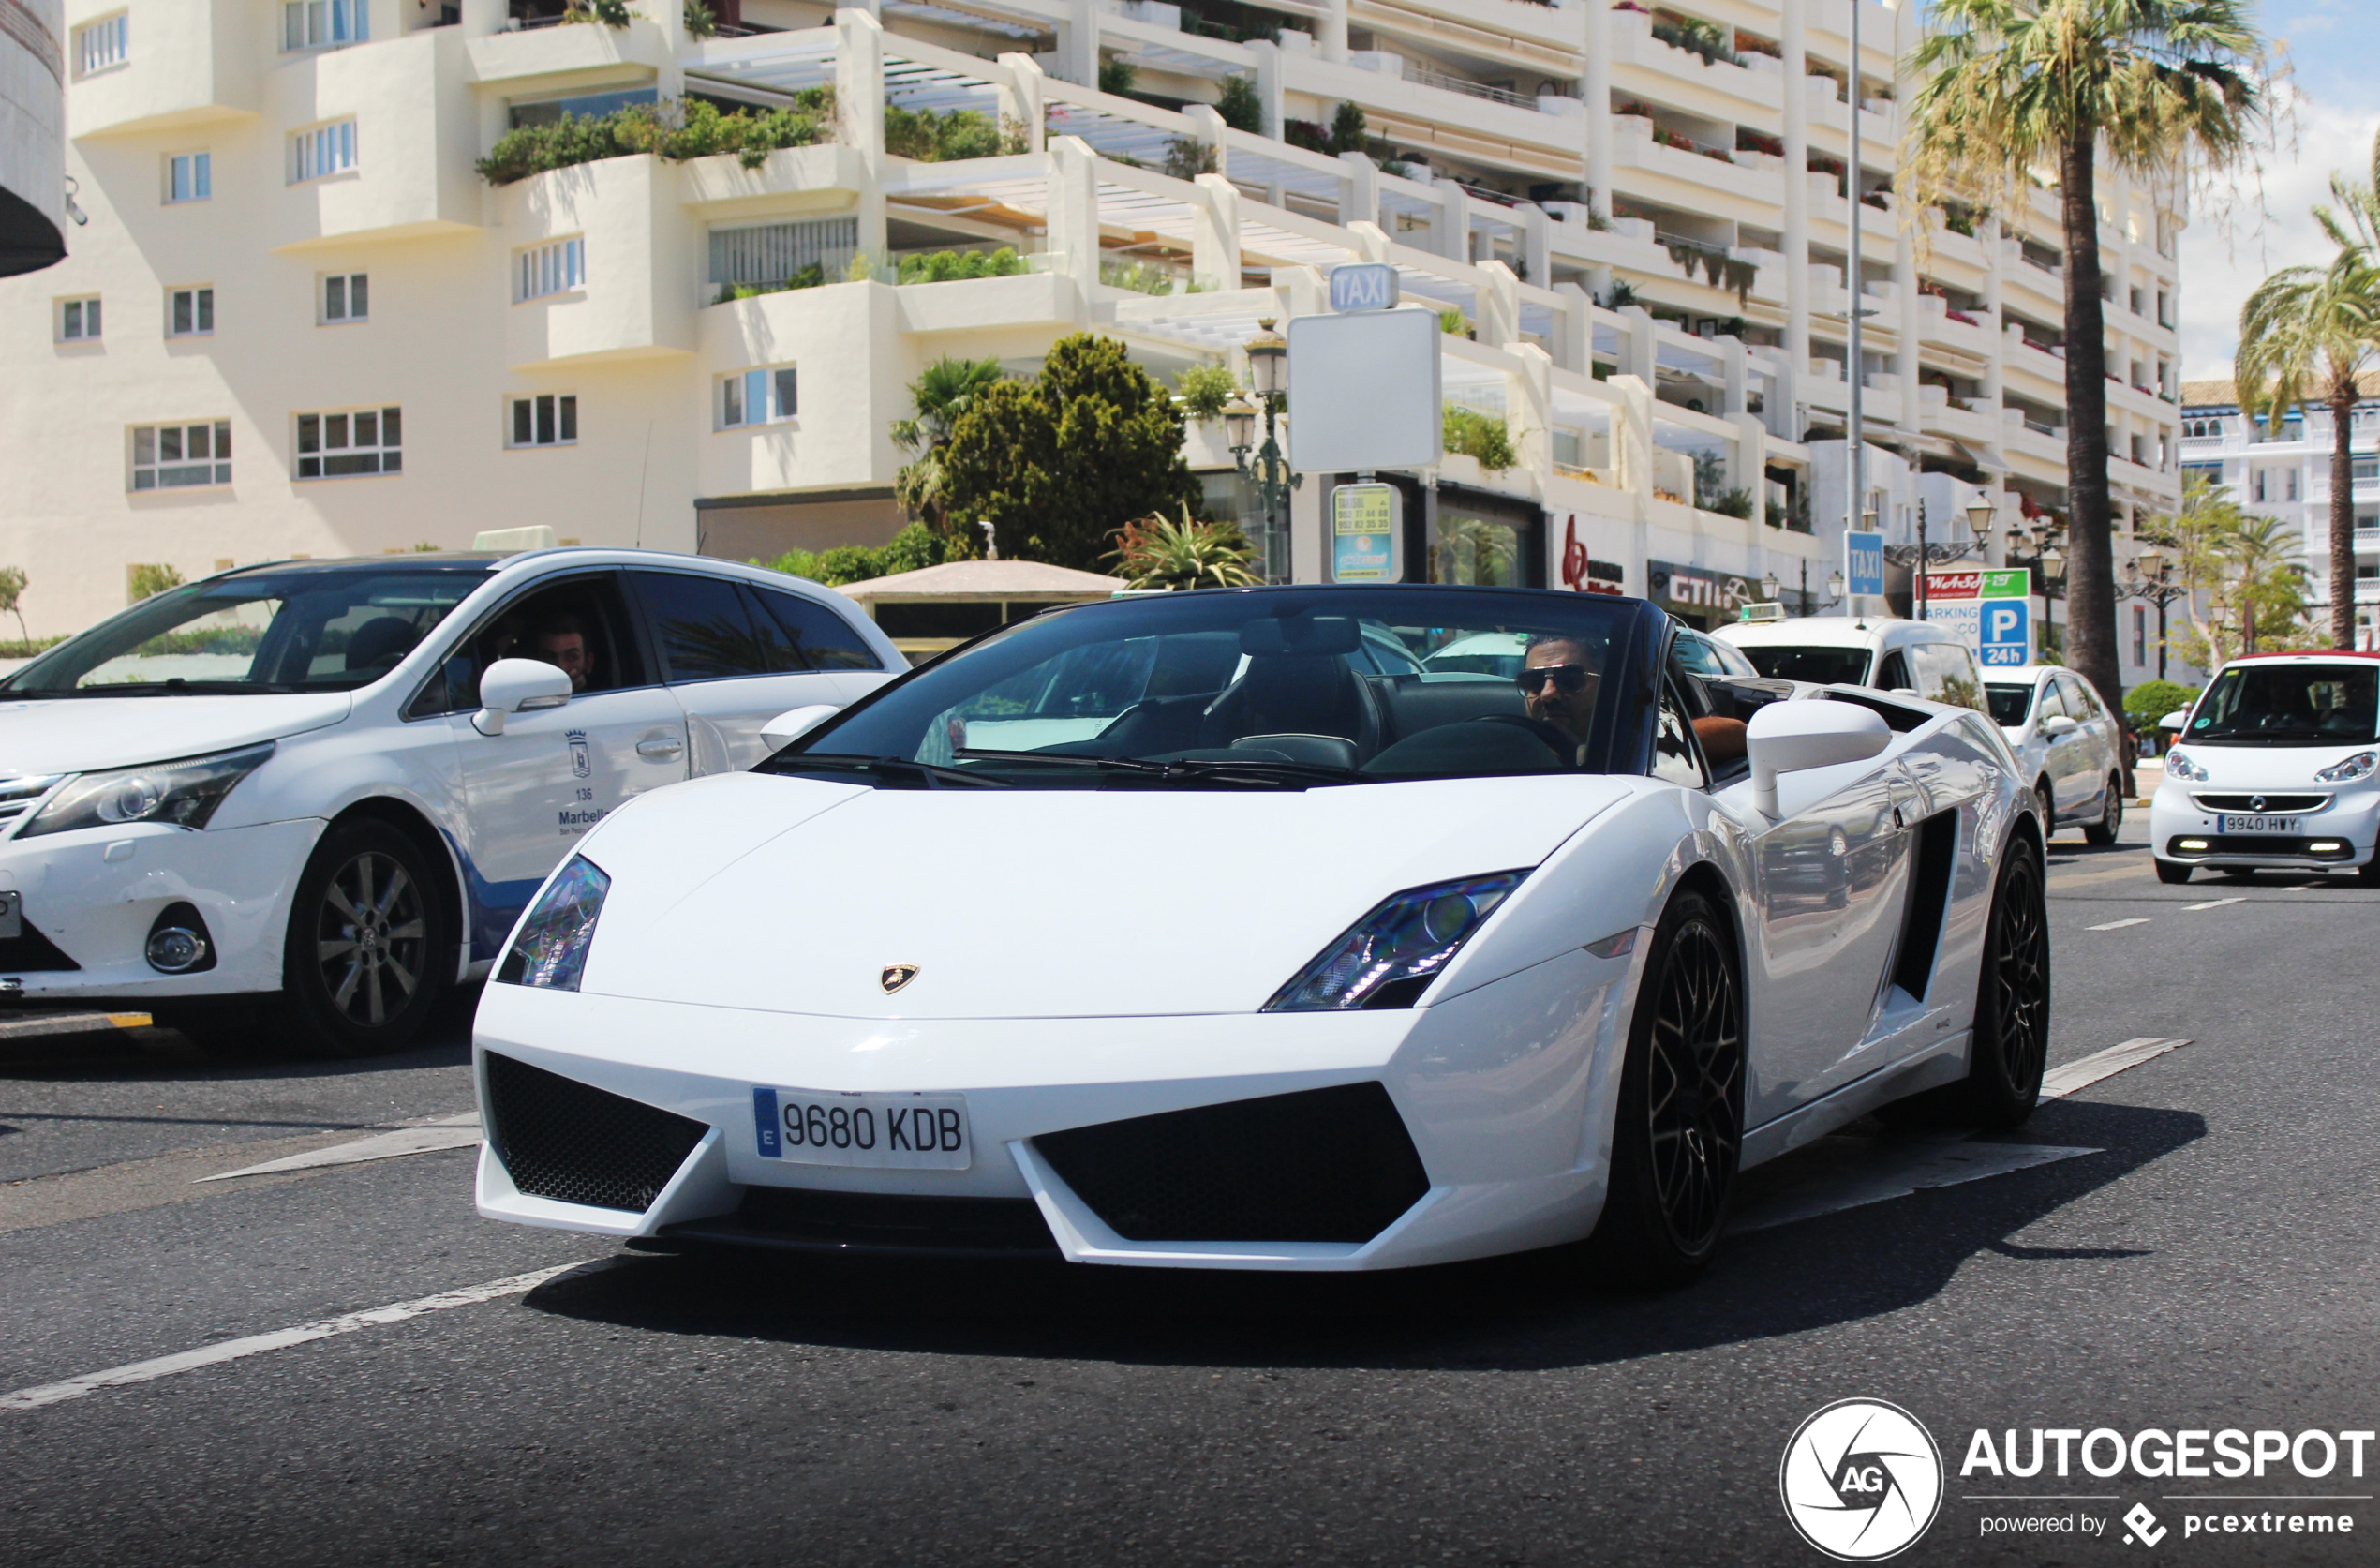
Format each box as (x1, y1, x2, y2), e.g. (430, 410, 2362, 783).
(1780, 1398, 1944, 1561)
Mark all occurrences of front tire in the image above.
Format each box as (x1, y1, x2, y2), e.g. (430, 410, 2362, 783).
(1584, 889, 1744, 1289)
(2035, 783, 2058, 841)
(1941, 832, 2050, 1128)
(2083, 776, 2122, 845)
(279, 820, 449, 1058)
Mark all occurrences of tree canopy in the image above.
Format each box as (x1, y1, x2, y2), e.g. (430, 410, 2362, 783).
(939, 334, 1204, 572)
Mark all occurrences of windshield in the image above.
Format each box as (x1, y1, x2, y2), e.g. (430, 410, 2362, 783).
(1984, 684, 2036, 727)
(2185, 662, 2380, 746)
(763, 587, 1642, 788)
(3, 563, 492, 696)
(1737, 645, 1871, 686)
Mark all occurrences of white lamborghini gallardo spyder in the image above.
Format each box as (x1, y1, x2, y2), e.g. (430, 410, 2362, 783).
(473, 586, 2051, 1284)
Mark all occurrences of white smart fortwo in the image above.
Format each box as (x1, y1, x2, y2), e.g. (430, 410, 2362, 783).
(2150, 651, 2380, 885)
(0, 551, 899, 1054)
(474, 585, 2053, 1282)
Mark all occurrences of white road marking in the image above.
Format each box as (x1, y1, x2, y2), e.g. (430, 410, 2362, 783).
(2085, 918, 2152, 931)
(197, 1113, 480, 1182)
(0, 1259, 607, 1413)
(2183, 897, 2245, 911)
(1730, 1138, 2102, 1233)
(2041, 1037, 2192, 1100)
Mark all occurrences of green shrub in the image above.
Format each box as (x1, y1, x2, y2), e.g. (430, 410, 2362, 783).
(1215, 75, 1263, 133)
(896, 247, 1025, 284)
(1443, 406, 1515, 471)
(2123, 679, 2200, 724)
(1100, 259, 1181, 295)
(1164, 137, 1218, 179)
(1098, 56, 1138, 96)
(1330, 100, 1367, 155)
(1174, 363, 1239, 422)
(475, 92, 835, 184)
(717, 261, 827, 306)
(884, 103, 1005, 163)
(753, 522, 951, 587)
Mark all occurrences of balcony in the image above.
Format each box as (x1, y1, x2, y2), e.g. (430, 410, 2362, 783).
(500, 153, 695, 367)
(67, 3, 260, 137)
(465, 17, 673, 85)
(264, 29, 482, 248)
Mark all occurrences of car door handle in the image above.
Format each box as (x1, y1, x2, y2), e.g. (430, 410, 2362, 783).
(636, 737, 685, 761)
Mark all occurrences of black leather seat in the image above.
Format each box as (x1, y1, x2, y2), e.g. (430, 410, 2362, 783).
(344, 615, 422, 674)
(1198, 654, 1382, 757)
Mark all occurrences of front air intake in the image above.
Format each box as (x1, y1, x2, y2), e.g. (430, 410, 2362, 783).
(483, 1052, 708, 1213)
(1033, 1082, 1431, 1244)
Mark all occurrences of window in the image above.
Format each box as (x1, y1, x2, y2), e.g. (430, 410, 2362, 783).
(751, 586, 882, 671)
(509, 88, 656, 130)
(632, 572, 777, 682)
(2253, 470, 2268, 502)
(2133, 605, 2147, 666)
(167, 152, 211, 204)
(508, 394, 577, 449)
(718, 366, 797, 429)
(1875, 650, 1911, 692)
(58, 297, 101, 341)
(167, 287, 215, 338)
(296, 407, 401, 479)
(130, 421, 232, 490)
(2357, 458, 2379, 483)
(290, 121, 357, 184)
(516, 238, 585, 302)
(321, 273, 368, 323)
(1650, 682, 1705, 787)
(1908, 642, 1985, 712)
(282, 0, 368, 51)
(409, 575, 647, 717)
(2287, 469, 2300, 502)
(73, 13, 127, 77)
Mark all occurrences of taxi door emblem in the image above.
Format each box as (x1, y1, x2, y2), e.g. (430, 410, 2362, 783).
(881, 963, 920, 993)
(567, 729, 591, 780)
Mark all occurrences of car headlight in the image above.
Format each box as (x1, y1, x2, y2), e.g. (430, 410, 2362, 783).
(1264, 872, 1527, 1012)
(495, 856, 609, 992)
(2164, 750, 2208, 783)
(19, 742, 275, 839)
(2315, 751, 2377, 784)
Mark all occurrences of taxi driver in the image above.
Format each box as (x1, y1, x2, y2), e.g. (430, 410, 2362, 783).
(536, 616, 594, 693)
(1518, 633, 1599, 745)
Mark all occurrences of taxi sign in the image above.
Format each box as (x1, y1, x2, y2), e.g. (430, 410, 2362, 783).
(1328, 483, 1403, 582)
(1844, 530, 1886, 599)
(1330, 263, 1400, 312)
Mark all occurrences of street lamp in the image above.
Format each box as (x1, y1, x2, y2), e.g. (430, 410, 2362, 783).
(1761, 570, 1782, 603)
(2117, 545, 2188, 681)
(2003, 511, 2068, 660)
(1228, 321, 1300, 583)
(1882, 493, 1986, 620)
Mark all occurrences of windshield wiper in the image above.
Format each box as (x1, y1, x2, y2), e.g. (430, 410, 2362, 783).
(954, 748, 1351, 785)
(775, 753, 1009, 788)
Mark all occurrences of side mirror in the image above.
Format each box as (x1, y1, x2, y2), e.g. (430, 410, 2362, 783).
(2042, 713, 2080, 737)
(2159, 709, 2189, 731)
(472, 658, 573, 736)
(762, 704, 840, 752)
(1748, 700, 1892, 817)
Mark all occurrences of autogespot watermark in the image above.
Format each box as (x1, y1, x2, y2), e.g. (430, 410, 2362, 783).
(1781, 1404, 2374, 1557)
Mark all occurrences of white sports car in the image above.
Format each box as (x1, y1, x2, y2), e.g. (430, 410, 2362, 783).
(475, 586, 2050, 1283)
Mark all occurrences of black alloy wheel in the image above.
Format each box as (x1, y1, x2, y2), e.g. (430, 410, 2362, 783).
(282, 821, 449, 1057)
(2084, 776, 2122, 845)
(1946, 833, 2050, 1128)
(1585, 889, 1744, 1288)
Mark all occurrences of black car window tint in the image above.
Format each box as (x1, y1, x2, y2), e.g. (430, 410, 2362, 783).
(1876, 650, 1911, 691)
(634, 571, 774, 682)
(753, 586, 883, 673)
(412, 575, 641, 717)
(2036, 679, 2068, 721)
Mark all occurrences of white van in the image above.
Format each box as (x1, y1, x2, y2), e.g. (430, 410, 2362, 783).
(1715, 615, 1987, 711)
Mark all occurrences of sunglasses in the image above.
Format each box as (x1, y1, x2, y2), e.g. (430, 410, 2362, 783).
(1517, 664, 1592, 694)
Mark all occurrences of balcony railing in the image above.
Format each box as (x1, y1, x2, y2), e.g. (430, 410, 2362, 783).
(1402, 66, 1539, 111)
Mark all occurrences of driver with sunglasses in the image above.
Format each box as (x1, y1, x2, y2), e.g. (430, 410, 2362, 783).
(1517, 634, 1600, 749)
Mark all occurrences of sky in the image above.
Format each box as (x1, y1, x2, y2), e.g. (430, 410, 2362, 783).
(2175, 2, 2380, 381)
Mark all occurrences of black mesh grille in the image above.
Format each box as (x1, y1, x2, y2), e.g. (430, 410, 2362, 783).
(1033, 1083, 1430, 1243)
(662, 1186, 1058, 1258)
(483, 1052, 708, 1213)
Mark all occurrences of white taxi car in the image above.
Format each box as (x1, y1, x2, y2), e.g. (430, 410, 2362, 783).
(1716, 615, 1986, 711)
(2150, 652, 2380, 885)
(1982, 665, 2127, 844)
(0, 550, 900, 1053)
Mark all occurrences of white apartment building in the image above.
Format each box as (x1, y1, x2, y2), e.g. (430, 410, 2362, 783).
(4, 0, 2181, 638)
(2181, 376, 2380, 655)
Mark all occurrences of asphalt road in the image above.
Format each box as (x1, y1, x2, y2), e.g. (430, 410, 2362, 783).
(3, 817, 2374, 1568)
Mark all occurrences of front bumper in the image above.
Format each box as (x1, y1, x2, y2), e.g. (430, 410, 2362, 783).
(472, 945, 1640, 1272)
(0, 818, 322, 999)
(2148, 780, 2380, 870)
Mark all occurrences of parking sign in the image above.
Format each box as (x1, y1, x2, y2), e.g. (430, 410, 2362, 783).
(1980, 599, 2030, 666)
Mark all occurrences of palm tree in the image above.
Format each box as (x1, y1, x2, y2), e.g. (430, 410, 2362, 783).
(2237, 242, 2380, 650)
(1903, 1, 2272, 725)
(890, 356, 1004, 545)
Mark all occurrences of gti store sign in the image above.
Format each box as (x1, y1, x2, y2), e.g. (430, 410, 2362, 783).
(1778, 1398, 2371, 1560)
(1920, 567, 2033, 668)
(1649, 560, 1759, 627)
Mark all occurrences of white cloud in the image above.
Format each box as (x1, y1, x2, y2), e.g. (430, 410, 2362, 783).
(2178, 93, 2380, 381)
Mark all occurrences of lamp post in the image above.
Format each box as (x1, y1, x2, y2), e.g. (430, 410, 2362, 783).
(2004, 512, 2068, 659)
(1760, 562, 1841, 616)
(2118, 547, 2189, 682)
(1882, 494, 1990, 620)
(1227, 319, 1299, 584)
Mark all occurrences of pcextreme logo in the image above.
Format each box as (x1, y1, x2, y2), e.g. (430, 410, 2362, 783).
(1780, 1399, 1946, 1561)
